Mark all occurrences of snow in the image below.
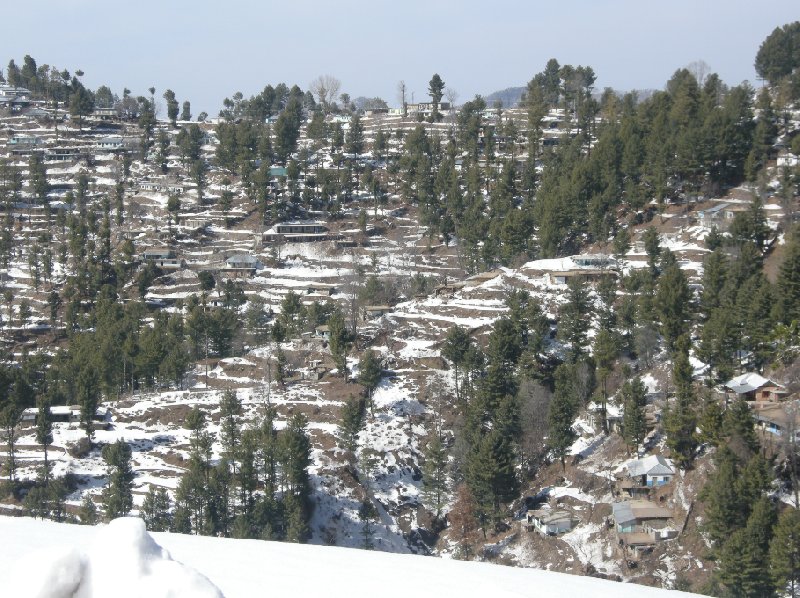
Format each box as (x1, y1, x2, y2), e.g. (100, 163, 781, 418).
(3, 517, 221, 598)
(0, 516, 703, 598)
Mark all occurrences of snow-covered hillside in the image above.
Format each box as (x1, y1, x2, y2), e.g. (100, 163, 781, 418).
(0, 516, 702, 598)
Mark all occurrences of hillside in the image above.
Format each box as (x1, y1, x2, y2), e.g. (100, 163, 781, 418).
(1, 22, 800, 598)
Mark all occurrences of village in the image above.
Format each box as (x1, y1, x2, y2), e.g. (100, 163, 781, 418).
(0, 50, 799, 594)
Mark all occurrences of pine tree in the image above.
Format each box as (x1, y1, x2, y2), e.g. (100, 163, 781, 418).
(621, 377, 647, 454)
(593, 328, 618, 433)
(654, 264, 692, 350)
(442, 326, 471, 402)
(337, 395, 365, 455)
(777, 226, 800, 325)
(141, 486, 172, 532)
(698, 392, 724, 447)
(702, 446, 746, 546)
(558, 277, 591, 362)
(358, 350, 382, 416)
(421, 429, 449, 521)
(771, 507, 800, 598)
(717, 526, 776, 598)
(548, 364, 578, 470)
(724, 397, 760, 454)
(664, 339, 697, 468)
(79, 493, 98, 525)
(358, 497, 378, 549)
(101, 439, 134, 519)
(327, 310, 350, 379)
(219, 389, 242, 464)
(35, 395, 53, 483)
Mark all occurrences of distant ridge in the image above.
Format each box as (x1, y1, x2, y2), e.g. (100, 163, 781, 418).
(484, 86, 526, 108)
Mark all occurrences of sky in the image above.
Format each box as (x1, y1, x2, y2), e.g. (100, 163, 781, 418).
(1, 0, 797, 117)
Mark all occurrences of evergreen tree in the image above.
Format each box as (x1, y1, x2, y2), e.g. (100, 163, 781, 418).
(664, 339, 697, 468)
(141, 486, 172, 532)
(328, 310, 351, 379)
(777, 226, 800, 325)
(620, 377, 647, 455)
(548, 364, 578, 470)
(101, 439, 134, 519)
(421, 428, 449, 521)
(163, 89, 179, 126)
(78, 492, 98, 525)
(654, 264, 692, 350)
(718, 526, 777, 598)
(771, 507, 800, 598)
(358, 350, 382, 416)
(558, 277, 591, 361)
(337, 395, 365, 455)
(35, 395, 53, 482)
(724, 397, 760, 454)
(441, 326, 471, 402)
(358, 498, 378, 549)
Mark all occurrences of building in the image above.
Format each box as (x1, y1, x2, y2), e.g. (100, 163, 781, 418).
(724, 373, 787, 403)
(263, 221, 334, 243)
(223, 254, 260, 278)
(21, 405, 108, 424)
(751, 400, 800, 441)
(8, 135, 41, 146)
(362, 305, 391, 320)
(523, 509, 575, 535)
(625, 455, 675, 487)
(141, 247, 184, 270)
(612, 500, 676, 562)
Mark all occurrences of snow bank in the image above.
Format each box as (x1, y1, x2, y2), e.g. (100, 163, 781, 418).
(5, 517, 222, 598)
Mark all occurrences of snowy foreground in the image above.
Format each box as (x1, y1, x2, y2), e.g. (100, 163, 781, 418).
(0, 517, 701, 598)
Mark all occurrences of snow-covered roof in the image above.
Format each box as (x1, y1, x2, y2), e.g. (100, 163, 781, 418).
(626, 455, 675, 478)
(724, 372, 783, 394)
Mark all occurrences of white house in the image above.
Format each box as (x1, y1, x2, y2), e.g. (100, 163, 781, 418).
(523, 509, 575, 535)
(625, 455, 675, 487)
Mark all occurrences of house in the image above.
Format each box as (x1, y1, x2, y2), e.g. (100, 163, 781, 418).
(434, 282, 465, 297)
(751, 400, 800, 441)
(362, 305, 391, 320)
(8, 134, 41, 146)
(612, 500, 676, 561)
(141, 247, 184, 270)
(92, 107, 118, 120)
(96, 136, 125, 150)
(306, 283, 335, 296)
(612, 501, 674, 534)
(223, 254, 260, 277)
(263, 221, 334, 243)
(21, 405, 108, 424)
(725, 373, 787, 403)
(777, 152, 799, 168)
(697, 203, 731, 228)
(315, 324, 331, 341)
(625, 455, 675, 487)
(523, 509, 575, 535)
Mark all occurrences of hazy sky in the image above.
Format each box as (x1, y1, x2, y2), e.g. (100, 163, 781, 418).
(2, 1, 797, 116)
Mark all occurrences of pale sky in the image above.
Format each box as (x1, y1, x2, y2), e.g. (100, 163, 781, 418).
(2, 0, 797, 116)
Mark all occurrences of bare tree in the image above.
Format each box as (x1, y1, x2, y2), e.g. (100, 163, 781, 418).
(519, 379, 552, 473)
(444, 87, 459, 109)
(309, 75, 341, 112)
(687, 60, 711, 87)
(397, 80, 407, 117)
